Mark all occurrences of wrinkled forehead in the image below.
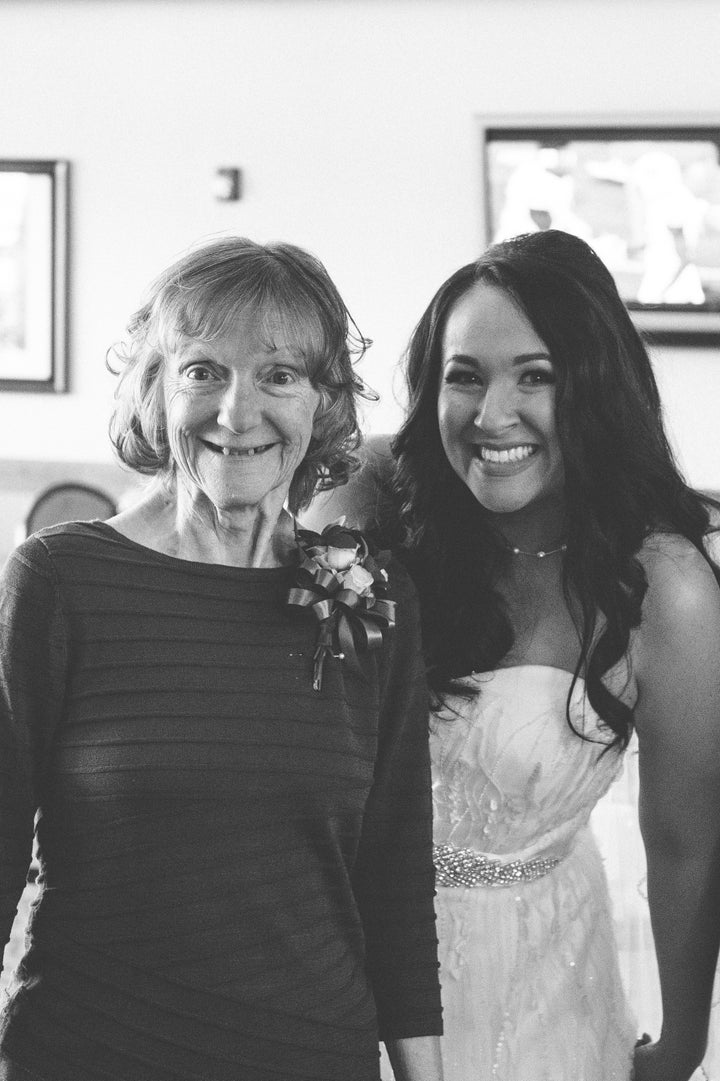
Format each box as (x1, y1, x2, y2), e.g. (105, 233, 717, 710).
(155, 286, 329, 371)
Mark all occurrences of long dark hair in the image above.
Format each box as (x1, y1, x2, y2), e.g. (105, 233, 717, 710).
(391, 229, 720, 747)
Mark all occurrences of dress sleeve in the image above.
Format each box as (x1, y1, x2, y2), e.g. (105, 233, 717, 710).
(0, 539, 67, 949)
(351, 559, 443, 1041)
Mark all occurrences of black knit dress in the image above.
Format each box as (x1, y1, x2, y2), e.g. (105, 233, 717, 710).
(0, 522, 441, 1081)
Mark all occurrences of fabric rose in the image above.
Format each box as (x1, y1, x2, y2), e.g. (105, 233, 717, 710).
(287, 519, 395, 691)
(326, 545, 359, 571)
(340, 563, 374, 596)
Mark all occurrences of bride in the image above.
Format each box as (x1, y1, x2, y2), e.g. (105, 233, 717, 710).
(386, 229, 720, 1081)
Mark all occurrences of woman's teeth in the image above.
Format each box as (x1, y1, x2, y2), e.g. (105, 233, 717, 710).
(479, 444, 536, 463)
(212, 442, 273, 457)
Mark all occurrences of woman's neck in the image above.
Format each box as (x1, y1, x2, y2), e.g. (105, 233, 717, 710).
(107, 483, 297, 568)
(486, 496, 567, 556)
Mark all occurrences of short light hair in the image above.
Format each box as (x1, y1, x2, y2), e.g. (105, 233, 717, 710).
(108, 236, 373, 511)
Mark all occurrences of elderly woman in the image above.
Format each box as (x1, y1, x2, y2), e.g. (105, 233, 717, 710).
(0, 237, 443, 1081)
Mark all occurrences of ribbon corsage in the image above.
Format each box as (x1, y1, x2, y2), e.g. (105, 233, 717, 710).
(287, 520, 396, 692)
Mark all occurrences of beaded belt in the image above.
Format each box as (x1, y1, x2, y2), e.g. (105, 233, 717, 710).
(433, 842, 562, 888)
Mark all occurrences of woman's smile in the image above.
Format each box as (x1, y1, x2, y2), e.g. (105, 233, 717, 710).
(473, 442, 539, 466)
(199, 438, 278, 458)
(468, 441, 546, 482)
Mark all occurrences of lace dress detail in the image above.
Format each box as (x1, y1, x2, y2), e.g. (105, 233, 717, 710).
(431, 665, 637, 1081)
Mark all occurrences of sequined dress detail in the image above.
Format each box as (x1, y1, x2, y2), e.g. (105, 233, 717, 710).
(431, 665, 637, 1081)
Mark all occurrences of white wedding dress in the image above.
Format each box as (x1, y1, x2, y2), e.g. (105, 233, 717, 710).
(430, 665, 637, 1081)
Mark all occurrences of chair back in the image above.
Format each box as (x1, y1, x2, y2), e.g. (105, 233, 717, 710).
(23, 482, 117, 538)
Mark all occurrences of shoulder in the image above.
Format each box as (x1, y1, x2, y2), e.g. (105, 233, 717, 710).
(302, 436, 393, 534)
(25, 519, 109, 548)
(637, 531, 719, 621)
(631, 533, 720, 777)
(15, 521, 111, 566)
(0, 532, 63, 627)
(2, 530, 58, 585)
(634, 531, 720, 679)
(2, 522, 117, 592)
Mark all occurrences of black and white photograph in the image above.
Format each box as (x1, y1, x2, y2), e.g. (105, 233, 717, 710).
(1, 4, 719, 1081)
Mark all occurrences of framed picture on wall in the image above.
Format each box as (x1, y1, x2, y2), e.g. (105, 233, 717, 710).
(0, 159, 69, 391)
(479, 118, 720, 344)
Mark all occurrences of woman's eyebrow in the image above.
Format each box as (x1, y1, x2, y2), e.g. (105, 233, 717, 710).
(444, 351, 551, 365)
(443, 353, 479, 365)
(512, 351, 552, 364)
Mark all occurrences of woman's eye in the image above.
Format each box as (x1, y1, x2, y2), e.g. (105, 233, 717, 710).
(184, 364, 215, 382)
(520, 368, 555, 386)
(444, 369, 482, 386)
(269, 368, 298, 386)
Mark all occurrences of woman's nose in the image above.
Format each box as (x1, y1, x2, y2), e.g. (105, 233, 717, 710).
(217, 379, 261, 432)
(472, 385, 516, 433)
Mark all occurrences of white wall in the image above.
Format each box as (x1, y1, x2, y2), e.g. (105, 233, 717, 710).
(1, 0, 720, 487)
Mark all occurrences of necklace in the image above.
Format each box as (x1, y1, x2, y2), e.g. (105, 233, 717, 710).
(508, 542, 567, 559)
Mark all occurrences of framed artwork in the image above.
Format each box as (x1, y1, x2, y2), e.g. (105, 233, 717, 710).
(479, 118, 720, 344)
(0, 159, 69, 391)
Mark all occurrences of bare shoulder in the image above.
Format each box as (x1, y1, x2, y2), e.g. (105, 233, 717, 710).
(635, 531, 720, 671)
(638, 531, 719, 612)
(633, 532, 720, 774)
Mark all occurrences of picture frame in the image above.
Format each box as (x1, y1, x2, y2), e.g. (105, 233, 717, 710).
(0, 159, 69, 392)
(479, 118, 720, 345)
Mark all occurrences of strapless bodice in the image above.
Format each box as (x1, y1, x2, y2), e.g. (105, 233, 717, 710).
(430, 665, 634, 864)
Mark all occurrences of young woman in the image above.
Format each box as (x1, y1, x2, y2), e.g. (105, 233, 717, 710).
(390, 229, 720, 1081)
